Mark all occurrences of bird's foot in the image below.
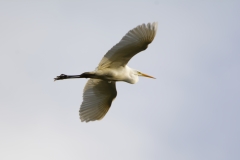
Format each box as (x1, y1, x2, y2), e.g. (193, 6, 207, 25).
(54, 74, 67, 81)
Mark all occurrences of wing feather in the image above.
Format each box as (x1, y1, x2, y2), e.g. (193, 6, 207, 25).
(79, 79, 117, 122)
(98, 22, 158, 69)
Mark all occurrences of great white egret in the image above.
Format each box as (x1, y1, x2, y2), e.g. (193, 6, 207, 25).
(55, 22, 158, 122)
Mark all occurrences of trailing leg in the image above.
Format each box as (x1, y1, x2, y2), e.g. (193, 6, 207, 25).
(54, 72, 95, 81)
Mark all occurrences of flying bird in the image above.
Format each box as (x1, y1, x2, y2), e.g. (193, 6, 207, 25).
(54, 22, 158, 122)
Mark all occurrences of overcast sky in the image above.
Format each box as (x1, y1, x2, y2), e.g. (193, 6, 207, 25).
(0, 1, 239, 160)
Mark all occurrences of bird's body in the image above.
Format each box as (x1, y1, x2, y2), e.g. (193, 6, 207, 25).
(55, 22, 158, 122)
(84, 66, 140, 84)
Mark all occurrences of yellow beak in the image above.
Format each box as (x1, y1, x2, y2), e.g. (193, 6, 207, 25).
(139, 72, 156, 79)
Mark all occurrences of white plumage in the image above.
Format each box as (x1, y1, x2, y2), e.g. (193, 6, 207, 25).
(80, 79, 117, 122)
(98, 22, 158, 69)
(55, 22, 158, 122)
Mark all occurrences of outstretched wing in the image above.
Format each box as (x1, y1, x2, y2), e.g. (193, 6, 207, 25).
(79, 79, 117, 122)
(98, 22, 158, 69)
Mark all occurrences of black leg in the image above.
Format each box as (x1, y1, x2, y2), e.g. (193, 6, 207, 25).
(54, 74, 81, 81)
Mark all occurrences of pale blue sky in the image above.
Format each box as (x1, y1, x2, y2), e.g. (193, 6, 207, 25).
(0, 1, 239, 160)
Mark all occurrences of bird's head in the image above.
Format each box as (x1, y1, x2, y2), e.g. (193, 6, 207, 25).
(129, 70, 155, 84)
(136, 70, 156, 79)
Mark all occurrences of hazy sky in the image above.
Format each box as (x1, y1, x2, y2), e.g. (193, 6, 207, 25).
(0, 1, 239, 160)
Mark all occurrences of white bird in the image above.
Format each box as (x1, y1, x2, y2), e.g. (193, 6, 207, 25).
(55, 22, 158, 122)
